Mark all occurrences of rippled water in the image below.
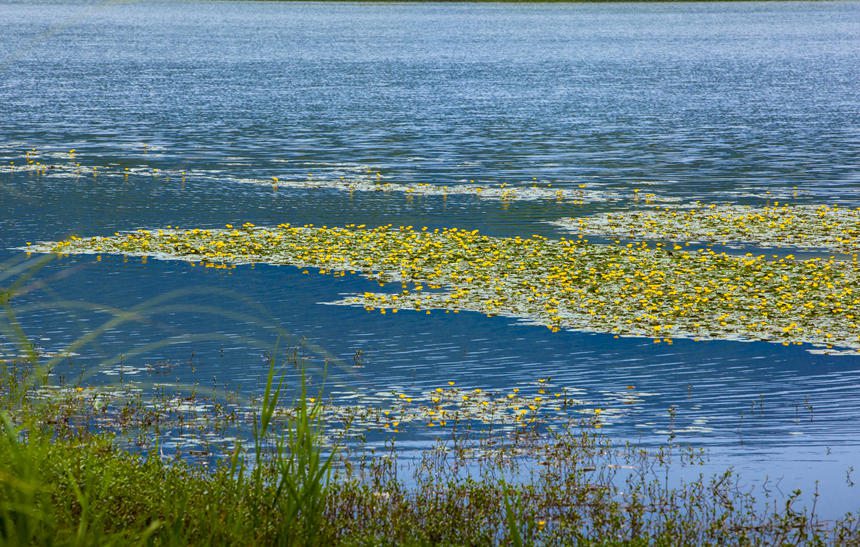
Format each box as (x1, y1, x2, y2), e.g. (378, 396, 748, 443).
(2, 0, 860, 515)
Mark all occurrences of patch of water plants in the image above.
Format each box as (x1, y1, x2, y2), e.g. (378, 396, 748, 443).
(1, 146, 680, 205)
(552, 202, 860, 253)
(23, 374, 646, 458)
(33, 221, 860, 352)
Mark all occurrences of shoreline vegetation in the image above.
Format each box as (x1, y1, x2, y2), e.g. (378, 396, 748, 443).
(3, 360, 859, 545)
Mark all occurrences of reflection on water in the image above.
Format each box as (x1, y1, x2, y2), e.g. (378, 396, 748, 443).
(2, 0, 860, 516)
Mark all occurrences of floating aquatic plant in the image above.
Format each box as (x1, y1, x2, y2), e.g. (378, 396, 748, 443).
(31, 222, 860, 351)
(243, 176, 639, 205)
(301, 381, 612, 435)
(1, 147, 682, 205)
(7, 383, 858, 546)
(552, 203, 860, 252)
(26, 377, 623, 456)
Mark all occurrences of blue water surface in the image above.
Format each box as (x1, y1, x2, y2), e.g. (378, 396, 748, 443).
(2, 0, 860, 516)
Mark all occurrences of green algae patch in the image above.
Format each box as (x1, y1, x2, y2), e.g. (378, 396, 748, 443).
(34, 223, 860, 351)
(552, 203, 860, 252)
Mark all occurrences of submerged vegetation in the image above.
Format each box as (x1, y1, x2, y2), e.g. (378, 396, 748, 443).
(553, 203, 860, 252)
(35, 219, 860, 352)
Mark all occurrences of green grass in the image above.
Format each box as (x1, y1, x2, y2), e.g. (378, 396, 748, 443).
(0, 362, 336, 546)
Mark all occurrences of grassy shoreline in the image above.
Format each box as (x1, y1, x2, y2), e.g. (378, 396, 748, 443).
(4, 419, 860, 544)
(2, 362, 859, 545)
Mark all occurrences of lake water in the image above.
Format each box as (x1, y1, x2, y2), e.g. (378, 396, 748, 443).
(2, 1, 859, 516)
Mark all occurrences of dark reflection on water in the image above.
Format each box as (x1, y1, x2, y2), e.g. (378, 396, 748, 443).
(2, 0, 860, 515)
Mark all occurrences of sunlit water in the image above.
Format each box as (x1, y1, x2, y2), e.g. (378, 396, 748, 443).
(2, 0, 860, 516)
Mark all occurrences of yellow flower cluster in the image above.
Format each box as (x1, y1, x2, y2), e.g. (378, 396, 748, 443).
(302, 381, 603, 433)
(39, 220, 860, 351)
(554, 203, 860, 252)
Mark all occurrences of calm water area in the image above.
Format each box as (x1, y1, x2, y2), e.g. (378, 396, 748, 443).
(1, 0, 859, 516)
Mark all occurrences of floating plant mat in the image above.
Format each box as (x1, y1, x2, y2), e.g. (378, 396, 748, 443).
(0, 148, 682, 205)
(552, 203, 860, 253)
(31, 223, 860, 352)
(30, 379, 633, 456)
(245, 177, 637, 204)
